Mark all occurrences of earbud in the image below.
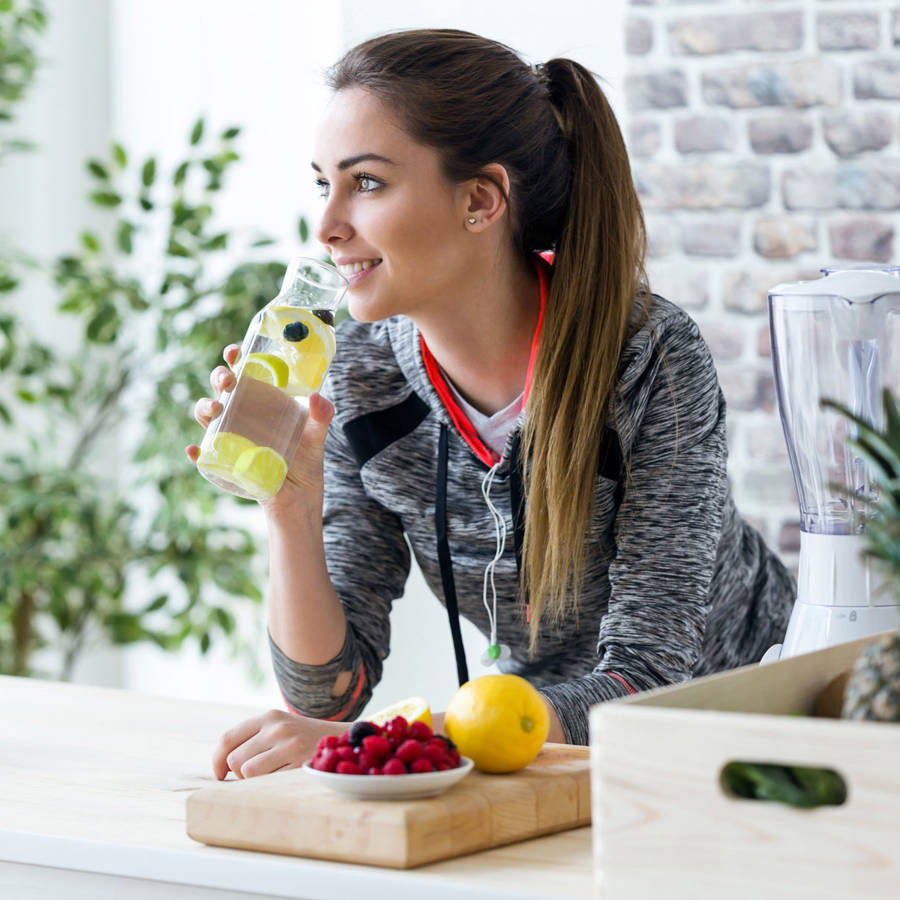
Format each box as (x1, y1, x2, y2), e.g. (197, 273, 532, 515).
(480, 643, 511, 666)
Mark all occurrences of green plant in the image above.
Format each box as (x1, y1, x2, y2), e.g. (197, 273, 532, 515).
(0, 3, 316, 679)
(822, 389, 900, 722)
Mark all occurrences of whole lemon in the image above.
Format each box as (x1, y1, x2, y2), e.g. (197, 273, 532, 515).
(444, 674, 550, 773)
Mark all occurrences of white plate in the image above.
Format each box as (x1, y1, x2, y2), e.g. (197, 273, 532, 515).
(301, 757, 474, 800)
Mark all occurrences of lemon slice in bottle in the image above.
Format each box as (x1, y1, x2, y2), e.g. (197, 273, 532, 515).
(232, 445, 288, 499)
(260, 307, 336, 396)
(197, 431, 257, 481)
(242, 352, 290, 388)
(365, 696, 432, 728)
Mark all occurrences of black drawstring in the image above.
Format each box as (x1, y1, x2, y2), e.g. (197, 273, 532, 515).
(435, 424, 469, 686)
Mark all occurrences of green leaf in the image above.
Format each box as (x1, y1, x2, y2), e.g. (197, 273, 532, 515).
(298, 216, 309, 243)
(85, 306, 121, 343)
(0, 0, 14, 12)
(117, 220, 135, 254)
(0, 401, 11, 424)
(141, 157, 157, 188)
(112, 142, 128, 168)
(173, 161, 189, 186)
(190, 117, 205, 146)
(200, 631, 211, 654)
(143, 594, 168, 613)
(222, 126, 241, 140)
(87, 159, 109, 180)
(16, 389, 36, 403)
(250, 237, 275, 248)
(139, 196, 153, 212)
(203, 233, 228, 251)
(80, 231, 101, 253)
(90, 190, 122, 208)
(0, 274, 19, 292)
(166, 238, 191, 258)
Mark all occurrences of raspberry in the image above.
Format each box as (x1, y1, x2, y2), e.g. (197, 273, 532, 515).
(382, 758, 407, 776)
(362, 734, 391, 759)
(409, 757, 434, 774)
(348, 721, 379, 746)
(385, 716, 409, 741)
(448, 749, 461, 766)
(423, 742, 451, 766)
(408, 721, 433, 741)
(316, 734, 340, 752)
(395, 739, 423, 764)
(435, 761, 453, 771)
(336, 761, 361, 775)
(335, 745, 355, 762)
(315, 748, 339, 772)
(355, 750, 373, 771)
(368, 766, 384, 775)
(435, 734, 457, 752)
(338, 730, 351, 744)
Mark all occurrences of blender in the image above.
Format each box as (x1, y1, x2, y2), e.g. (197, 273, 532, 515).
(765, 265, 900, 660)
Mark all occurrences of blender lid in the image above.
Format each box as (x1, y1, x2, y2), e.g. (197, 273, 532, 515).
(769, 265, 900, 303)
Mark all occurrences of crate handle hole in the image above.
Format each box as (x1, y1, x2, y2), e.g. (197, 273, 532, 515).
(720, 760, 847, 809)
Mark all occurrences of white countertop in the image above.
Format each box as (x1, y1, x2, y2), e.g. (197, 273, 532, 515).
(0, 676, 592, 899)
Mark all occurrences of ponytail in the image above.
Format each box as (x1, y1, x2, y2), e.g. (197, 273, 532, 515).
(520, 59, 649, 652)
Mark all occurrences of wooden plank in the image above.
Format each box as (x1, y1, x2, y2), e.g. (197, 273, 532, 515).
(186, 746, 591, 868)
(590, 635, 900, 900)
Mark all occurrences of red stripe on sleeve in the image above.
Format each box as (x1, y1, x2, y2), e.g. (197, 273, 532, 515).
(282, 663, 368, 722)
(606, 671, 637, 695)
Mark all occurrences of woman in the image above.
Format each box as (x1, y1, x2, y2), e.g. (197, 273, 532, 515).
(188, 29, 794, 780)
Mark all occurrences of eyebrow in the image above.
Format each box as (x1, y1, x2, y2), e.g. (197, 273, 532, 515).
(310, 153, 397, 173)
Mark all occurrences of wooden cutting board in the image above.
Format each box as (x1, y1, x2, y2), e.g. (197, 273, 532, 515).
(186, 743, 590, 869)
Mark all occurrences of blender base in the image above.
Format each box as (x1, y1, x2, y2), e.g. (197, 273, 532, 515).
(764, 601, 900, 662)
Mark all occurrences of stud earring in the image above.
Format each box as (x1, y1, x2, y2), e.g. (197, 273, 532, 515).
(466, 217, 477, 225)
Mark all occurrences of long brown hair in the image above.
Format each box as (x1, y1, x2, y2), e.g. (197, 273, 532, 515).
(327, 30, 649, 652)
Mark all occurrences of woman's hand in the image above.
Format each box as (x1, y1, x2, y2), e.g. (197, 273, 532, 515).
(212, 709, 344, 780)
(185, 344, 335, 509)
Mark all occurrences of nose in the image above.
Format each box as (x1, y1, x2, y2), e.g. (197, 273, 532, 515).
(316, 195, 353, 249)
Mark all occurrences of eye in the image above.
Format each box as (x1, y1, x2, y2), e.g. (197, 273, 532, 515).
(315, 178, 330, 198)
(354, 173, 382, 193)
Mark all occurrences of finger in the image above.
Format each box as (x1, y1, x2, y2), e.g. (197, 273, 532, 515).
(300, 392, 335, 451)
(210, 366, 235, 397)
(186, 444, 200, 463)
(238, 744, 305, 779)
(224, 344, 241, 368)
(193, 397, 222, 427)
(211, 713, 271, 780)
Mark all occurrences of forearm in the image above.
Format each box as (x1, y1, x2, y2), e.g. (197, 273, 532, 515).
(264, 497, 348, 665)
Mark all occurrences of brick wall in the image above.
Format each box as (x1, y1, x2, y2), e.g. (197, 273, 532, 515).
(624, 0, 900, 568)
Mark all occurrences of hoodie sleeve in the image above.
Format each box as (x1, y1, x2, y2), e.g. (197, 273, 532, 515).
(269, 402, 411, 722)
(540, 311, 730, 745)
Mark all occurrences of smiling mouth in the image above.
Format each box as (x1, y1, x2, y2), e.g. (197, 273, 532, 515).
(337, 258, 382, 277)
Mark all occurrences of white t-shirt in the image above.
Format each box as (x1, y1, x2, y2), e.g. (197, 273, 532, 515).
(443, 377, 523, 459)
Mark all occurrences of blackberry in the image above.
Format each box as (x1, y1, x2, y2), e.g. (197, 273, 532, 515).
(435, 734, 457, 751)
(348, 720, 379, 746)
(312, 309, 335, 327)
(282, 321, 309, 342)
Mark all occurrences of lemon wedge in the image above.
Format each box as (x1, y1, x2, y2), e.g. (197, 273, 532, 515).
(242, 352, 290, 388)
(232, 445, 288, 498)
(260, 306, 336, 396)
(365, 696, 432, 728)
(197, 431, 256, 481)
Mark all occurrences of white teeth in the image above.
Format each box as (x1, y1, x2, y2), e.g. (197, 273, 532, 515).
(338, 259, 381, 276)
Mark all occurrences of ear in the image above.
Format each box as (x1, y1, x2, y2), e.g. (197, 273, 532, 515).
(460, 163, 510, 230)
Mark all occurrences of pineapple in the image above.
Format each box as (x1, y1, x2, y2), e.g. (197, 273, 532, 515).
(823, 388, 900, 722)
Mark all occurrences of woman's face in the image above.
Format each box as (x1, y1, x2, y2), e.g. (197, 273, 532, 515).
(312, 87, 474, 323)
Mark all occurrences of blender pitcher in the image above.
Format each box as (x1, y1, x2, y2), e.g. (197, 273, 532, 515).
(767, 265, 900, 659)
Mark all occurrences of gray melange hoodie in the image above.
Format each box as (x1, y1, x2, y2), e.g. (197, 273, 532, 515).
(270, 290, 795, 744)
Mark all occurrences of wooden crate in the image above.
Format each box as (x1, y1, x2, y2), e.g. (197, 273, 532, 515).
(590, 633, 900, 900)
